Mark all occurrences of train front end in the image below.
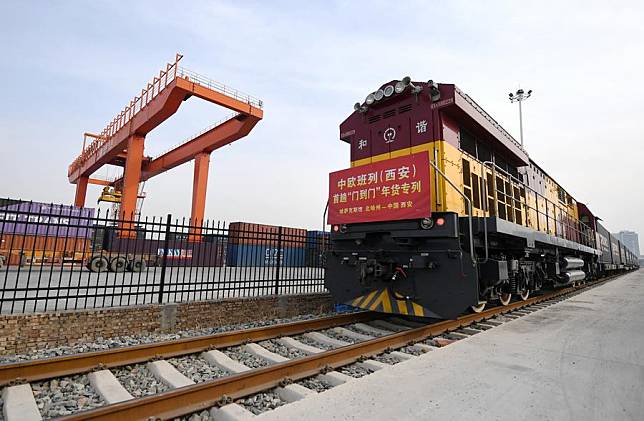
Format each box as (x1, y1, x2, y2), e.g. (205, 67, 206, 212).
(324, 78, 479, 319)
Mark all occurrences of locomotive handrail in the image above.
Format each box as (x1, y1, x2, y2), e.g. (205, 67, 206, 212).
(480, 161, 596, 250)
(478, 161, 495, 264)
(428, 160, 476, 266)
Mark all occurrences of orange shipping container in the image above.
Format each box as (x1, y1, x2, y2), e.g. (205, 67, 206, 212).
(228, 222, 306, 247)
(0, 234, 91, 265)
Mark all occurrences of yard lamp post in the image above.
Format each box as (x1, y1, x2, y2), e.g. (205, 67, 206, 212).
(508, 88, 532, 147)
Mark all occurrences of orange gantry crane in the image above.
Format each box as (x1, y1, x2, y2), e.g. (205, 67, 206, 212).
(68, 54, 263, 238)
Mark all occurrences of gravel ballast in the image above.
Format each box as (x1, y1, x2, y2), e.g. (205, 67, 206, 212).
(372, 352, 402, 365)
(258, 339, 306, 359)
(400, 345, 425, 356)
(338, 364, 373, 378)
(0, 312, 338, 363)
(422, 337, 440, 347)
(168, 354, 229, 383)
(237, 390, 285, 415)
(298, 376, 334, 392)
(224, 346, 269, 369)
(294, 334, 334, 350)
(346, 324, 388, 336)
(173, 409, 212, 421)
(32, 375, 103, 419)
(112, 364, 168, 397)
(320, 329, 356, 344)
(181, 410, 211, 421)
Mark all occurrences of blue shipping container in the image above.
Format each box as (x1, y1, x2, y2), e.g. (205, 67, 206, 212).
(226, 244, 306, 267)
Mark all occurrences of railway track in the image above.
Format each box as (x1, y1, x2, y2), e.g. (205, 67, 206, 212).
(0, 274, 622, 421)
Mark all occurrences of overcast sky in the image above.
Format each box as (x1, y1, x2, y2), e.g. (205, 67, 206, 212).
(1, 1, 642, 251)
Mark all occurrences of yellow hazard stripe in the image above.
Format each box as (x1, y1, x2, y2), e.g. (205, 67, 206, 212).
(381, 289, 392, 313)
(411, 302, 425, 317)
(369, 289, 391, 313)
(396, 299, 409, 315)
(353, 289, 425, 317)
(392, 291, 409, 315)
(359, 290, 379, 308)
(368, 290, 387, 311)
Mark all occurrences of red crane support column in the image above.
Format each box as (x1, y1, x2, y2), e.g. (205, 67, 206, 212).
(74, 176, 89, 207)
(189, 152, 211, 241)
(119, 134, 145, 237)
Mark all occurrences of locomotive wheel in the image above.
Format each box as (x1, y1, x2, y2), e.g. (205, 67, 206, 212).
(518, 288, 530, 301)
(470, 301, 487, 313)
(109, 256, 127, 273)
(87, 256, 109, 273)
(128, 258, 147, 272)
(498, 292, 511, 306)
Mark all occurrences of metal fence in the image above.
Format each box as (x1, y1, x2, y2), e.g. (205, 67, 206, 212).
(0, 199, 328, 314)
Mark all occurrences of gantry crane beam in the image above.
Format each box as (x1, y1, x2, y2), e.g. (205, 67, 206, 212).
(143, 114, 259, 178)
(108, 114, 261, 228)
(109, 114, 259, 186)
(68, 55, 263, 238)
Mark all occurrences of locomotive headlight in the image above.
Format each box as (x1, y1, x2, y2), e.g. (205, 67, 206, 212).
(383, 85, 395, 97)
(340, 224, 348, 233)
(420, 217, 434, 230)
(374, 89, 384, 101)
(395, 81, 406, 93)
(366, 93, 376, 105)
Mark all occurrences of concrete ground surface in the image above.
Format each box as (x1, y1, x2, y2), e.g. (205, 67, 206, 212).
(257, 270, 644, 421)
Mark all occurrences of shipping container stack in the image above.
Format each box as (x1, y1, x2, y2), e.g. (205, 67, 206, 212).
(102, 227, 228, 267)
(226, 222, 307, 267)
(0, 201, 94, 266)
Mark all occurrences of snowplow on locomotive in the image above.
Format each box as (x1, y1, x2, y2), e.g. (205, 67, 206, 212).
(324, 77, 638, 319)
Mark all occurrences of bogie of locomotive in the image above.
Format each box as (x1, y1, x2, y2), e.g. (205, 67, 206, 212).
(325, 77, 638, 319)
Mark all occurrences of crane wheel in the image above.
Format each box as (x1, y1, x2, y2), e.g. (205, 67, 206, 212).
(128, 258, 147, 272)
(87, 255, 109, 273)
(109, 256, 128, 273)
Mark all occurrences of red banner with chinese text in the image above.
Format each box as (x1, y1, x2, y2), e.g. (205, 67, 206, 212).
(328, 153, 431, 224)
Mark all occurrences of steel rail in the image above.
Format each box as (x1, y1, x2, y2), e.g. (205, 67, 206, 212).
(57, 275, 621, 421)
(0, 312, 376, 386)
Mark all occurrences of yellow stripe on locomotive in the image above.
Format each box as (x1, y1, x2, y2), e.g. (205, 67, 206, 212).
(349, 288, 426, 317)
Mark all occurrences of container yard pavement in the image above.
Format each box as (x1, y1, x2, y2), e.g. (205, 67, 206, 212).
(258, 269, 644, 421)
(0, 267, 324, 313)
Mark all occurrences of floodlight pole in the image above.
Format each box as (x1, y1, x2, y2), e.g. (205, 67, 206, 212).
(509, 88, 532, 147)
(518, 99, 524, 147)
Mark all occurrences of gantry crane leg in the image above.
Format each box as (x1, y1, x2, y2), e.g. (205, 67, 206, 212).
(74, 176, 89, 207)
(119, 134, 145, 237)
(188, 152, 210, 241)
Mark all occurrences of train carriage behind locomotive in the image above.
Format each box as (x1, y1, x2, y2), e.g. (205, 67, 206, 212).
(325, 77, 638, 320)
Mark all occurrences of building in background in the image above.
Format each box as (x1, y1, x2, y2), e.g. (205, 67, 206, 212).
(613, 230, 640, 257)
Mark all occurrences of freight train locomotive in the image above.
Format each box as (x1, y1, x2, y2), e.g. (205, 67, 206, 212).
(325, 77, 638, 319)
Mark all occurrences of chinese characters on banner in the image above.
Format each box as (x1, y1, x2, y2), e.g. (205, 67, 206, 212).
(328, 152, 431, 224)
